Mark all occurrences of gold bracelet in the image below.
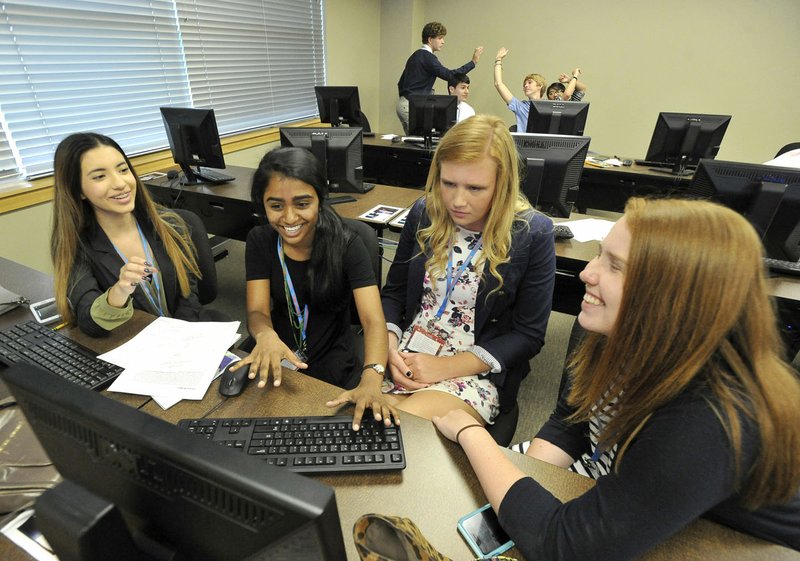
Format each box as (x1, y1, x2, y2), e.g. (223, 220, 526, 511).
(455, 423, 483, 445)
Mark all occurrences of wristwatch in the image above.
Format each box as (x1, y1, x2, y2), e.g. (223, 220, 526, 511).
(362, 363, 385, 376)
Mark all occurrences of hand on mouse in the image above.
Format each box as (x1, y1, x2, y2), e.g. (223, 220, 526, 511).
(232, 328, 307, 389)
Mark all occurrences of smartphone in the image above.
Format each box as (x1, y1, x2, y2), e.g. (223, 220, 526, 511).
(29, 297, 61, 325)
(457, 503, 514, 558)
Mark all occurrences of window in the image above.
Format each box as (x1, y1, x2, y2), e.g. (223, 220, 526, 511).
(0, 0, 325, 179)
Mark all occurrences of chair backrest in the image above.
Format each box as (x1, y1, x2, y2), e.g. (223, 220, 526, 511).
(342, 218, 380, 327)
(342, 218, 380, 284)
(172, 208, 218, 305)
(776, 142, 800, 158)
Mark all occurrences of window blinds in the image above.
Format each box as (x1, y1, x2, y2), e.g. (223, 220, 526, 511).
(0, 0, 325, 179)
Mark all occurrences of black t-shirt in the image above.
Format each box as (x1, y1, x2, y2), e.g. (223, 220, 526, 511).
(245, 225, 376, 388)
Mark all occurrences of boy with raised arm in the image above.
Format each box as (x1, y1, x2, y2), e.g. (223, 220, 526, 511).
(493, 47, 546, 132)
(396, 22, 483, 134)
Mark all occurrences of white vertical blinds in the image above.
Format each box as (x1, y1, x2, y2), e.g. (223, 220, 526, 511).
(0, 0, 326, 179)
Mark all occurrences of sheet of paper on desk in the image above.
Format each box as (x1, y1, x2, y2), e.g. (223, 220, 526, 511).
(101, 317, 240, 400)
(559, 218, 616, 242)
(151, 350, 241, 410)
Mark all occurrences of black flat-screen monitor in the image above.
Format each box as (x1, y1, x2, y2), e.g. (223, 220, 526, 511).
(279, 126, 370, 194)
(160, 107, 232, 185)
(687, 159, 800, 264)
(314, 86, 370, 132)
(526, 100, 590, 136)
(1, 363, 347, 561)
(408, 94, 458, 148)
(512, 132, 591, 218)
(644, 112, 731, 174)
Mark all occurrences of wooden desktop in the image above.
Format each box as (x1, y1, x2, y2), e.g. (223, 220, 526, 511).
(2, 258, 800, 560)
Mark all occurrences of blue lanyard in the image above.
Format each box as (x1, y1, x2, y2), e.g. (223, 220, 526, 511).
(277, 237, 308, 350)
(110, 221, 165, 317)
(435, 236, 483, 319)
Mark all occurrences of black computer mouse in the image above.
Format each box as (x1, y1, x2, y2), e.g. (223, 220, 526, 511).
(219, 361, 250, 397)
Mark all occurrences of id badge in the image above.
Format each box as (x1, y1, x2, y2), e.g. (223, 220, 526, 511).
(404, 325, 445, 356)
(280, 348, 307, 371)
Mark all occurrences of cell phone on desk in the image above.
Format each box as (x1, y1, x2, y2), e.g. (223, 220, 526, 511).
(457, 503, 514, 558)
(29, 297, 61, 325)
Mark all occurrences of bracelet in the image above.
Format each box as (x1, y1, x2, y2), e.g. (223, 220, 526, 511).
(571, 75, 578, 80)
(455, 424, 483, 445)
(494, 61, 502, 66)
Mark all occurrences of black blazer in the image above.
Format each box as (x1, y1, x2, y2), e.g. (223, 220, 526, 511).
(381, 200, 556, 411)
(68, 211, 202, 337)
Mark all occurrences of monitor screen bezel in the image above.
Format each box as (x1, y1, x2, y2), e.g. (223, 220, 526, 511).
(511, 132, 591, 218)
(526, 100, 590, 136)
(1, 362, 347, 561)
(314, 86, 363, 128)
(643, 112, 731, 170)
(160, 106, 227, 184)
(279, 126, 365, 194)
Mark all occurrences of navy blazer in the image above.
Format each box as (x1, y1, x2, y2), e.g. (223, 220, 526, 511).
(68, 210, 202, 337)
(381, 200, 556, 411)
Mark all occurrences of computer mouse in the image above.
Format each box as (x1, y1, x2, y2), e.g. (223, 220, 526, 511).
(219, 361, 250, 397)
(391, 135, 401, 143)
(622, 159, 633, 166)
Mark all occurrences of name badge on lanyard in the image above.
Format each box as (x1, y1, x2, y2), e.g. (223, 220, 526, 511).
(403, 236, 482, 355)
(277, 237, 309, 362)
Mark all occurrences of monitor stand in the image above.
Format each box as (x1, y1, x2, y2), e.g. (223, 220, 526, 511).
(36, 480, 169, 561)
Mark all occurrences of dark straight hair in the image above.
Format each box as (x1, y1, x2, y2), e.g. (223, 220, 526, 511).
(250, 146, 353, 308)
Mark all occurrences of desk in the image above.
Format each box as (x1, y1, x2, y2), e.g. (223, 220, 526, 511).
(1, 258, 799, 560)
(143, 166, 423, 242)
(362, 136, 693, 212)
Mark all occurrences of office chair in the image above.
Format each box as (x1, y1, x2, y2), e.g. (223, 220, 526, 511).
(172, 208, 218, 306)
(775, 142, 800, 158)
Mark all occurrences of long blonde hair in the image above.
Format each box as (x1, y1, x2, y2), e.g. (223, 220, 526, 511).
(568, 197, 800, 507)
(418, 115, 532, 292)
(51, 133, 200, 324)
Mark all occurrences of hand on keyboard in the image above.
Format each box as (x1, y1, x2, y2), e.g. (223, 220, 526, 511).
(326, 377, 401, 431)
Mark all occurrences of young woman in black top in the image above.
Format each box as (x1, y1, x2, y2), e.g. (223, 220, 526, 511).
(230, 147, 397, 429)
(434, 197, 800, 559)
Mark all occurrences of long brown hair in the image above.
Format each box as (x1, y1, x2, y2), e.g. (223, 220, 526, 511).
(51, 132, 200, 323)
(418, 114, 532, 293)
(568, 197, 800, 507)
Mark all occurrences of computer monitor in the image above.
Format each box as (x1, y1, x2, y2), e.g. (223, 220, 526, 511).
(512, 132, 591, 218)
(687, 159, 800, 264)
(1, 363, 347, 561)
(279, 126, 371, 194)
(160, 106, 232, 185)
(407, 94, 458, 149)
(526, 100, 590, 136)
(643, 112, 731, 174)
(314, 86, 370, 132)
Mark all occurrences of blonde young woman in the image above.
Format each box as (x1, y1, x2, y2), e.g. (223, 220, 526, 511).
(381, 115, 556, 424)
(435, 197, 800, 559)
(51, 132, 215, 337)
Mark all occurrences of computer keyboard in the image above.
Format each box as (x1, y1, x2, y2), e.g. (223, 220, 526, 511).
(0, 320, 123, 390)
(178, 414, 406, 474)
(764, 258, 800, 277)
(195, 168, 235, 183)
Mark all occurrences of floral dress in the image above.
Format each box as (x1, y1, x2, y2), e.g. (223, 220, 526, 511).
(384, 226, 500, 423)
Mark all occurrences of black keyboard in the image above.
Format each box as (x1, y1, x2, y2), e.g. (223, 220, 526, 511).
(0, 320, 123, 390)
(178, 414, 406, 474)
(764, 258, 800, 277)
(196, 168, 235, 183)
